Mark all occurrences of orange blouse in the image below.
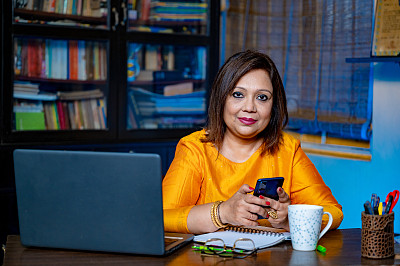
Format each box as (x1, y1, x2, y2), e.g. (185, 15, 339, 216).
(162, 130, 343, 233)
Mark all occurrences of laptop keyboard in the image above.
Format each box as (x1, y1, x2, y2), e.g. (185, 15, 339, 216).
(164, 237, 180, 246)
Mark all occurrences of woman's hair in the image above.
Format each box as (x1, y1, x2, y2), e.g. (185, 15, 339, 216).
(203, 50, 288, 155)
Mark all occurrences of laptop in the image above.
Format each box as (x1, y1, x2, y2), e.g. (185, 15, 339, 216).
(13, 149, 193, 256)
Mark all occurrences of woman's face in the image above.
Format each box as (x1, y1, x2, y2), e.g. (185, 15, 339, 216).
(223, 69, 273, 141)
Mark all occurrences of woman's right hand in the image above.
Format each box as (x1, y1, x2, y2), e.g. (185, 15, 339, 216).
(218, 184, 269, 226)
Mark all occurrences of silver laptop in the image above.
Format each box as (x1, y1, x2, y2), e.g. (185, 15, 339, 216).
(13, 149, 193, 256)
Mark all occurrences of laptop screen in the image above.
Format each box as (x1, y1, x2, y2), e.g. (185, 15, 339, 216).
(14, 149, 168, 255)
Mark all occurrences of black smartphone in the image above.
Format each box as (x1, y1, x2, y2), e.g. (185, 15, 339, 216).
(253, 177, 285, 200)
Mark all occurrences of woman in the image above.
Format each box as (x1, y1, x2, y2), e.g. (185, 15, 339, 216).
(162, 50, 343, 234)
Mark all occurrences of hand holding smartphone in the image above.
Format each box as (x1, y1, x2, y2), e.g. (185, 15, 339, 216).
(253, 177, 285, 200)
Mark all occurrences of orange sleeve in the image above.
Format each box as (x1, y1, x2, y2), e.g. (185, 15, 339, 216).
(289, 143, 343, 230)
(162, 139, 204, 233)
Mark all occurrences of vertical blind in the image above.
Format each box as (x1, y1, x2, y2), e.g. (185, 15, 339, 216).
(224, 0, 373, 141)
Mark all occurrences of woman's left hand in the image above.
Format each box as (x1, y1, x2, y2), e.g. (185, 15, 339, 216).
(266, 187, 290, 231)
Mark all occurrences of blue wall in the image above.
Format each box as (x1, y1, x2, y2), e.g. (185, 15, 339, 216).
(307, 62, 400, 233)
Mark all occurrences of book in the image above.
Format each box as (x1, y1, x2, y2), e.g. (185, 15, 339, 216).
(164, 82, 193, 96)
(372, 0, 400, 56)
(57, 89, 104, 100)
(69, 40, 78, 80)
(14, 100, 46, 131)
(140, 0, 151, 20)
(194, 226, 290, 250)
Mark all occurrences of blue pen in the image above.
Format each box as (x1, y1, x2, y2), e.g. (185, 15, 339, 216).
(364, 201, 373, 215)
(374, 196, 380, 215)
(381, 202, 386, 215)
(371, 194, 377, 209)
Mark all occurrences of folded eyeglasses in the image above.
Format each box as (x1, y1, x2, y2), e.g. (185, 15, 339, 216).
(194, 238, 257, 259)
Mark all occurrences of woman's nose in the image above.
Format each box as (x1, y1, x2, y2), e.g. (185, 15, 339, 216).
(242, 98, 256, 112)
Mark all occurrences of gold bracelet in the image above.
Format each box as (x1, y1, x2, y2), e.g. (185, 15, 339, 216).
(210, 201, 219, 228)
(210, 201, 228, 228)
(211, 201, 222, 228)
(215, 201, 228, 228)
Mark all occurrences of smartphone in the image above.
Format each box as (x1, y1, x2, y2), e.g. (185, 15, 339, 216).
(253, 177, 285, 201)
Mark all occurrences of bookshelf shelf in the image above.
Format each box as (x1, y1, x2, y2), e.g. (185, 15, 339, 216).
(345, 57, 400, 63)
(16, 76, 108, 85)
(14, 8, 108, 25)
(129, 79, 205, 86)
(130, 20, 207, 27)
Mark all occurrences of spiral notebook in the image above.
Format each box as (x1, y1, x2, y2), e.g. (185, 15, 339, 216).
(194, 226, 291, 250)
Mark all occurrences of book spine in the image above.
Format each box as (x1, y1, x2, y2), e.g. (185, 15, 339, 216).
(77, 40, 87, 80)
(76, 0, 83, 15)
(56, 101, 66, 130)
(90, 99, 101, 129)
(140, 0, 151, 20)
(48, 0, 56, 12)
(69, 40, 78, 80)
(74, 100, 83, 129)
(51, 102, 60, 130)
(93, 43, 100, 80)
(62, 101, 71, 129)
(79, 100, 89, 129)
(67, 102, 77, 129)
(99, 98, 107, 128)
(61, 40, 68, 80)
(96, 99, 105, 129)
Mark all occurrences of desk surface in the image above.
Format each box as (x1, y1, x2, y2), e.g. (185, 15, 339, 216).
(3, 229, 400, 265)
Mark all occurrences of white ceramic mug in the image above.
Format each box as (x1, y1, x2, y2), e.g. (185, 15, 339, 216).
(288, 204, 333, 251)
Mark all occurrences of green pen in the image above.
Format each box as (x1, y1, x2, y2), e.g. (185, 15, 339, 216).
(317, 245, 326, 253)
(191, 245, 244, 253)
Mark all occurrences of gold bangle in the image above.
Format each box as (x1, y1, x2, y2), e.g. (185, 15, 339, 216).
(215, 201, 228, 228)
(210, 201, 219, 228)
(210, 201, 228, 228)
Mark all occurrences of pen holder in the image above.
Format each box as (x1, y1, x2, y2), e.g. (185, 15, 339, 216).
(361, 211, 394, 259)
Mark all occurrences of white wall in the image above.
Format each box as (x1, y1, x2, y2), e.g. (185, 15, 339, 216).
(308, 61, 400, 233)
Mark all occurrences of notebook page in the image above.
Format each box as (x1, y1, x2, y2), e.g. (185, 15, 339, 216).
(194, 230, 286, 250)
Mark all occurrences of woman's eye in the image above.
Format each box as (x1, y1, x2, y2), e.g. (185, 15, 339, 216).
(232, 91, 243, 98)
(257, 94, 269, 101)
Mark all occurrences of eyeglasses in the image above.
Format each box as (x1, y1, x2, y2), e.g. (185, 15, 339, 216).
(194, 238, 257, 259)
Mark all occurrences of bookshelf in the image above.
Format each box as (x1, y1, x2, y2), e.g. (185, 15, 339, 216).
(0, 0, 219, 249)
(2, 0, 219, 142)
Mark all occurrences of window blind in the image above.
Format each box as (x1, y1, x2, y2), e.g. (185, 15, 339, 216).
(224, 0, 373, 141)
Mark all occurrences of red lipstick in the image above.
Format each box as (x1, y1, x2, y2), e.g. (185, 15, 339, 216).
(238, 117, 257, 125)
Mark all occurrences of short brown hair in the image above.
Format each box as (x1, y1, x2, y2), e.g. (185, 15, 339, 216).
(203, 50, 288, 155)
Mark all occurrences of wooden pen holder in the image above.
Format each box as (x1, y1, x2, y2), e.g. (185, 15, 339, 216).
(361, 211, 395, 259)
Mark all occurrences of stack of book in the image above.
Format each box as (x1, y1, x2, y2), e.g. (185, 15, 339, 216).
(149, 1, 207, 22)
(127, 87, 206, 129)
(13, 85, 107, 131)
(45, 89, 107, 130)
(14, 81, 57, 101)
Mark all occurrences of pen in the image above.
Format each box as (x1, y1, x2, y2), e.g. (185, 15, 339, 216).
(191, 245, 244, 253)
(317, 245, 326, 253)
(381, 202, 386, 215)
(374, 196, 380, 215)
(385, 195, 393, 214)
(378, 202, 383, 215)
(371, 194, 377, 209)
(364, 201, 373, 215)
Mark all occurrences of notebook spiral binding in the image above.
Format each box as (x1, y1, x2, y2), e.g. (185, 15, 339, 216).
(224, 226, 284, 237)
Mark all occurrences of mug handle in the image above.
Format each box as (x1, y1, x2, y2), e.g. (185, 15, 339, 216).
(319, 211, 333, 239)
